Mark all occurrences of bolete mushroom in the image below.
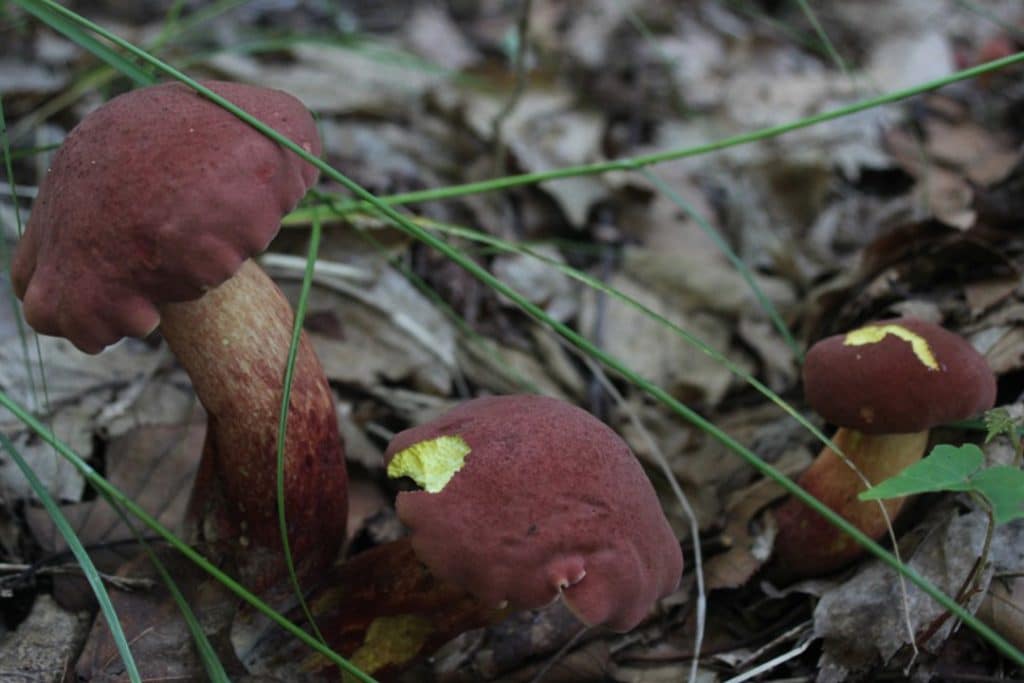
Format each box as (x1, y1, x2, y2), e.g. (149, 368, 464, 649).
(255, 395, 683, 679)
(386, 394, 683, 630)
(11, 80, 346, 589)
(773, 317, 996, 578)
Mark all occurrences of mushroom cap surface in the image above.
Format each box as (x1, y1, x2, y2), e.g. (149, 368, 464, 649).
(803, 317, 996, 434)
(12, 80, 321, 353)
(383, 394, 683, 633)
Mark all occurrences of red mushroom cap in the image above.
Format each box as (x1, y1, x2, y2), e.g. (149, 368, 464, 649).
(383, 394, 683, 633)
(803, 317, 996, 434)
(12, 80, 321, 353)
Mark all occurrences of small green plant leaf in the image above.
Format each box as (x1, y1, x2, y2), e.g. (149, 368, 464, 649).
(860, 444, 1024, 526)
(970, 466, 1024, 525)
(859, 444, 983, 500)
(984, 408, 1017, 444)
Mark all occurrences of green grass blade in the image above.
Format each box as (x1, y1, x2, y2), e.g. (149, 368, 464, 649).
(0, 97, 44, 413)
(6, 142, 61, 161)
(416, 217, 838, 448)
(282, 48, 1024, 221)
(639, 168, 802, 362)
(91, 474, 229, 682)
(795, 0, 852, 78)
(15, 2, 154, 86)
(0, 389, 377, 683)
(0, 434, 142, 683)
(8, 0, 250, 143)
(129, 525, 230, 682)
(955, 0, 1024, 41)
(276, 217, 329, 647)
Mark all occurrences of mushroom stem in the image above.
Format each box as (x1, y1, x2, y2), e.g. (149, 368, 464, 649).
(772, 427, 928, 578)
(160, 259, 347, 591)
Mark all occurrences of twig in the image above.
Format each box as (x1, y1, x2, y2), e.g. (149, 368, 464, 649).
(1009, 416, 1022, 469)
(723, 631, 814, 683)
(959, 497, 997, 612)
(0, 561, 156, 591)
(528, 625, 591, 683)
(260, 252, 374, 284)
(734, 620, 813, 670)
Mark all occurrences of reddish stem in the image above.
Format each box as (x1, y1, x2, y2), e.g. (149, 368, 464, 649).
(160, 259, 347, 591)
(773, 427, 928, 578)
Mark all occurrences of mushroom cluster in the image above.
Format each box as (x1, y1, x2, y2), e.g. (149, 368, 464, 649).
(12, 80, 683, 679)
(773, 317, 996, 578)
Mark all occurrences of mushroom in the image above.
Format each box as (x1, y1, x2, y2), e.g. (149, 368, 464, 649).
(386, 394, 683, 630)
(773, 317, 996, 578)
(11, 80, 347, 589)
(254, 395, 683, 679)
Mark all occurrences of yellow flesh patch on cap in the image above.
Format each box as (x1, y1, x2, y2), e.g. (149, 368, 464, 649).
(844, 324, 939, 370)
(387, 435, 470, 493)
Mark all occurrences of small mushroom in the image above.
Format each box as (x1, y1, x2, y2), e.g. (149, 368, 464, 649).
(12, 81, 347, 589)
(773, 317, 996, 578)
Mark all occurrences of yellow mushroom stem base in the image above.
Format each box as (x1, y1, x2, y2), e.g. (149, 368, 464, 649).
(288, 538, 508, 681)
(772, 427, 929, 579)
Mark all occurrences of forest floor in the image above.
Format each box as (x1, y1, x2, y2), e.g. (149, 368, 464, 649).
(2, 1, 1024, 681)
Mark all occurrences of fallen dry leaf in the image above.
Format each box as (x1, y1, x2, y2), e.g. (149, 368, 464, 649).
(24, 404, 203, 610)
(0, 59, 68, 94)
(434, 602, 602, 682)
(276, 264, 457, 395)
(867, 31, 955, 91)
(491, 245, 579, 323)
(983, 325, 1024, 374)
(205, 42, 446, 115)
(965, 276, 1020, 316)
(978, 576, 1024, 652)
(402, 4, 480, 71)
(456, 335, 574, 400)
(455, 88, 609, 228)
(578, 272, 739, 407)
(814, 509, 1024, 680)
(705, 447, 811, 591)
(76, 550, 239, 682)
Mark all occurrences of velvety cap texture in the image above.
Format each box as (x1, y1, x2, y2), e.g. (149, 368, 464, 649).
(803, 317, 996, 434)
(12, 80, 321, 353)
(383, 394, 683, 632)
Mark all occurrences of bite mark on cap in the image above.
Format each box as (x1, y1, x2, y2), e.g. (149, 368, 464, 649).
(844, 323, 939, 371)
(387, 435, 470, 493)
